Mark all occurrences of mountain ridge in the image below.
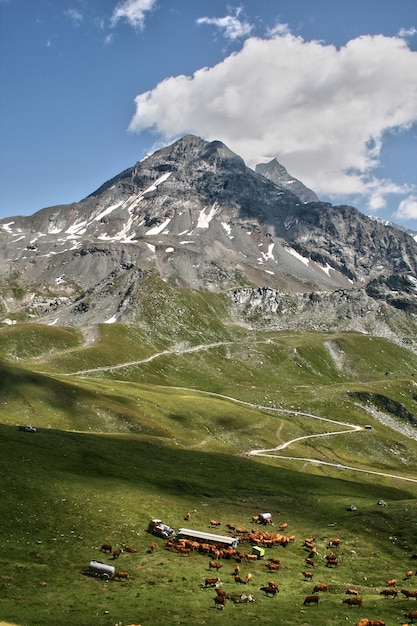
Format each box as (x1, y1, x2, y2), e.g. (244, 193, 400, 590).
(0, 135, 416, 350)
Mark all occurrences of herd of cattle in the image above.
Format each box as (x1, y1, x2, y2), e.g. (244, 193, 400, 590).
(94, 515, 417, 624)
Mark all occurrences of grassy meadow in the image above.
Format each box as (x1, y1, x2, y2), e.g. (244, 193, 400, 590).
(1, 315, 417, 626)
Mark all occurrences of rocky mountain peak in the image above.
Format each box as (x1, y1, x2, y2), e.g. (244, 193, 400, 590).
(0, 135, 416, 342)
(255, 158, 319, 203)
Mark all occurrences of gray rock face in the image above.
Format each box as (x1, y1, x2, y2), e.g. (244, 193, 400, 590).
(0, 134, 416, 342)
(255, 158, 319, 204)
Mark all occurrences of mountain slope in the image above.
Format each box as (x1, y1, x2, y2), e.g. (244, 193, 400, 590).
(0, 135, 416, 347)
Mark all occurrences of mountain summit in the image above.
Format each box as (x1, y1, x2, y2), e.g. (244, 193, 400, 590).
(0, 135, 416, 343)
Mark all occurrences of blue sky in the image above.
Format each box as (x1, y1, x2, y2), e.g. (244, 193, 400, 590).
(1, 0, 416, 228)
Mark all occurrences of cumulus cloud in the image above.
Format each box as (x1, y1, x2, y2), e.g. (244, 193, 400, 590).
(394, 195, 417, 220)
(129, 31, 417, 214)
(111, 0, 156, 31)
(197, 8, 253, 41)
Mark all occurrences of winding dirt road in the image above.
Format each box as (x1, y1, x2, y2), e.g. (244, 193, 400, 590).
(67, 343, 417, 485)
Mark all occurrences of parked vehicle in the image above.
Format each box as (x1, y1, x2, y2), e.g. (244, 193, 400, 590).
(148, 518, 175, 538)
(18, 425, 37, 432)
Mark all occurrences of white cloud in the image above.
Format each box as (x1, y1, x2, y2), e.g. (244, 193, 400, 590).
(129, 31, 417, 213)
(394, 195, 417, 220)
(111, 0, 156, 31)
(64, 8, 84, 26)
(398, 26, 417, 38)
(197, 8, 253, 41)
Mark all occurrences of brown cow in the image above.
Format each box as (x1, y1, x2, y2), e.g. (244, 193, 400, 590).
(305, 558, 315, 568)
(327, 538, 341, 548)
(313, 584, 328, 593)
(114, 571, 129, 580)
(355, 621, 385, 626)
(234, 565, 240, 576)
(279, 523, 288, 530)
(386, 579, 397, 587)
(235, 575, 246, 584)
(210, 520, 221, 527)
(184, 511, 191, 521)
(209, 561, 223, 570)
(101, 544, 112, 553)
(245, 573, 252, 584)
(112, 549, 123, 559)
(124, 547, 137, 553)
(268, 558, 280, 565)
(405, 571, 414, 580)
(226, 523, 236, 531)
(204, 577, 220, 587)
(265, 563, 280, 571)
(213, 595, 226, 609)
(259, 585, 278, 597)
(302, 571, 314, 580)
(303, 595, 319, 605)
(405, 610, 417, 623)
(380, 588, 398, 598)
(343, 597, 363, 607)
(401, 589, 417, 599)
(346, 588, 359, 595)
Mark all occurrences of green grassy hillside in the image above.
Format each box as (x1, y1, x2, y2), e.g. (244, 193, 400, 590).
(1, 311, 417, 625)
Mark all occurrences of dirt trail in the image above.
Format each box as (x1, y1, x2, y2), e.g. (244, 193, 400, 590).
(66, 343, 417, 485)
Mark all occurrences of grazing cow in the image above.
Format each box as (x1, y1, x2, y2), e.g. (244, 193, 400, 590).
(226, 523, 236, 531)
(405, 571, 414, 580)
(150, 543, 156, 553)
(227, 592, 255, 603)
(235, 575, 246, 584)
(184, 511, 191, 521)
(209, 561, 223, 570)
(303, 571, 314, 580)
(213, 595, 226, 609)
(305, 558, 315, 568)
(401, 589, 417, 599)
(265, 563, 280, 571)
(114, 571, 129, 580)
(405, 610, 417, 623)
(346, 589, 360, 595)
(268, 558, 280, 565)
(325, 557, 338, 568)
(380, 588, 398, 598)
(124, 547, 137, 553)
(309, 547, 318, 557)
(355, 621, 385, 626)
(252, 515, 260, 523)
(245, 573, 252, 584)
(113, 549, 123, 559)
(386, 579, 397, 587)
(101, 544, 112, 553)
(268, 580, 279, 590)
(259, 585, 278, 597)
(176, 546, 190, 556)
(327, 538, 341, 548)
(313, 584, 328, 593)
(204, 577, 220, 588)
(210, 520, 221, 527)
(303, 595, 319, 606)
(279, 523, 288, 530)
(343, 597, 363, 607)
(235, 527, 248, 534)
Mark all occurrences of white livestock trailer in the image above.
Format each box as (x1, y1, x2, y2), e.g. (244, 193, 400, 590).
(88, 560, 115, 580)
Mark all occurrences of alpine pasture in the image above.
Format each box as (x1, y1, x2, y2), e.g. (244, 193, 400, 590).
(1, 318, 417, 625)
